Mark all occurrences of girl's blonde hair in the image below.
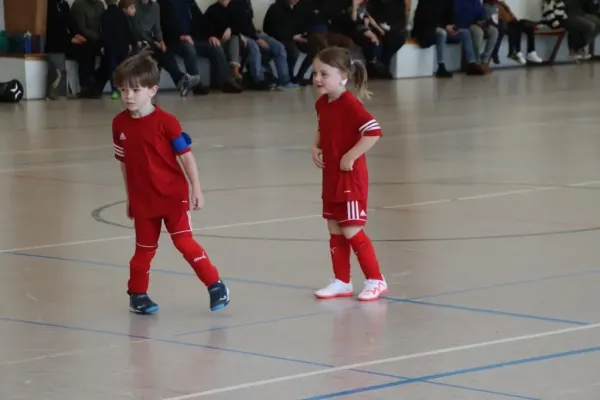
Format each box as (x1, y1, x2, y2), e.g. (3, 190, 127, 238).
(315, 46, 372, 99)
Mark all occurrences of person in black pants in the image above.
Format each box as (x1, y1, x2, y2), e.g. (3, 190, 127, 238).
(100, 0, 136, 98)
(367, 0, 407, 78)
(69, 0, 106, 97)
(263, 0, 314, 85)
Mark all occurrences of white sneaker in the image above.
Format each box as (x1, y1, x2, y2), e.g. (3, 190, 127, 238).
(358, 279, 388, 301)
(515, 52, 527, 65)
(315, 279, 353, 299)
(526, 51, 543, 63)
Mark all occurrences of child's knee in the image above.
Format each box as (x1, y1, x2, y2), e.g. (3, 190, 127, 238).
(341, 225, 362, 240)
(130, 246, 156, 268)
(327, 219, 343, 235)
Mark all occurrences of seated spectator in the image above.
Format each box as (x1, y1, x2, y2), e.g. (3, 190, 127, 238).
(157, 0, 210, 94)
(455, 0, 499, 72)
(188, 1, 243, 93)
(45, 0, 73, 98)
(263, 0, 314, 85)
(347, 0, 388, 78)
(483, 0, 542, 65)
(412, 0, 484, 77)
(204, 0, 244, 82)
(205, 0, 298, 90)
(100, 0, 136, 99)
(70, 0, 106, 96)
(562, 0, 600, 59)
(130, 0, 200, 96)
(367, 0, 408, 76)
(298, 0, 353, 51)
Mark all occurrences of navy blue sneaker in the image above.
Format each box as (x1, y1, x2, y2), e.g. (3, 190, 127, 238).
(129, 294, 159, 314)
(208, 281, 230, 311)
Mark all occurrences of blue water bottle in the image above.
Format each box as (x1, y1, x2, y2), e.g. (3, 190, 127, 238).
(24, 31, 32, 54)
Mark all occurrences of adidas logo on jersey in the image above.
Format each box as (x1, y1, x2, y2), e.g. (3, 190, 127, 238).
(360, 210, 367, 217)
(120, 133, 126, 140)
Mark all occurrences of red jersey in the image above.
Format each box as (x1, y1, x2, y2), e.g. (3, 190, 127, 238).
(112, 107, 191, 219)
(315, 91, 382, 203)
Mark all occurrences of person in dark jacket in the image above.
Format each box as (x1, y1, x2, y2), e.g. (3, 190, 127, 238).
(366, 0, 408, 76)
(100, 0, 135, 98)
(69, 0, 106, 95)
(158, 0, 242, 94)
(188, 0, 243, 93)
(414, 0, 484, 77)
(263, 0, 314, 84)
(204, 0, 244, 81)
(157, 0, 210, 94)
(205, 0, 297, 90)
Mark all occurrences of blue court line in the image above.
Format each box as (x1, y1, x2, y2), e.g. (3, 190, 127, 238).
(0, 316, 537, 400)
(413, 268, 600, 300)
(3, 251, 591, 328)
(385, 298, 589, 326)
(302, 345, 600, 399)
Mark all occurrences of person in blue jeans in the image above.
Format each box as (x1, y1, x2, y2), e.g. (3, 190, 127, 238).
(435, 0, 485, 77)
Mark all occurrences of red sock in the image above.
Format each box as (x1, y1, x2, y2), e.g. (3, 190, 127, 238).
(330, 234, 351, 283)
(128, 248, 156, 294)
(348, 230, 383, 281)
(172, 235, 220, 286)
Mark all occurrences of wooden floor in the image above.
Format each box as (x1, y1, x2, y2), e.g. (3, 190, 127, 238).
(1, 63, 600, 400)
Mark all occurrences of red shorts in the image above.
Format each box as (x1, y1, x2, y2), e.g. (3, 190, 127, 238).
(133, 209, 193, 249)
(322, 200, 368, 226)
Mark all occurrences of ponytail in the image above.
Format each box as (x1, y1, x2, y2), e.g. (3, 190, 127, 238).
(351, 60, 372, 100)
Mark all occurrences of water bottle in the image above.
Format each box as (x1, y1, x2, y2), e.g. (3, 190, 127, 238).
(24, 31, 32, 54)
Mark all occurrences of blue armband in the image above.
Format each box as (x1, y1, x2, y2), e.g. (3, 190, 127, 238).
(172, 132, 192, 152)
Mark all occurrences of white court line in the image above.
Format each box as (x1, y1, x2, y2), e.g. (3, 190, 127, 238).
(1, 180, 598, 254)
(161, 322, 600, 399)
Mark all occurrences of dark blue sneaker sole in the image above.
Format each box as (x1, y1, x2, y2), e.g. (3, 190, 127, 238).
(129, 305, 160, 314)
(210, 287, 230, 311)
(210, 301, 229, 312)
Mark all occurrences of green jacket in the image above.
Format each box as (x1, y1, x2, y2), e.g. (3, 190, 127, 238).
(71, 0, 105, 42)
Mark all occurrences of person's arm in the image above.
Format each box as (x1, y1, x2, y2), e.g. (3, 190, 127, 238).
(340, 105, 382, 171)
(72, 2, 100, 41)
(179, 152, 204, 209)
(152, 3, 164, 42)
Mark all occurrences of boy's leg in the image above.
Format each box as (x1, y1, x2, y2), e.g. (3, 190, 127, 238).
(164, 210, 229, 311)
(339, 201, 387, 301)
(129, 217, 162, 314)
(315, 203, 353, 299)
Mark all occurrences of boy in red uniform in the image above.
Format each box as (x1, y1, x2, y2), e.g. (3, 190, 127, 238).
(112, 52, 230, 314)
(311, 47, 387, 301)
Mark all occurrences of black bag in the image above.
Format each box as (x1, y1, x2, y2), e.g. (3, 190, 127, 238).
(0, 79, 24, 103)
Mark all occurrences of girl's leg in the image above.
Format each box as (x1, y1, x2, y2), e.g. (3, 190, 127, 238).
(340, 224, 387, 301)
(315, 219, 354, 299)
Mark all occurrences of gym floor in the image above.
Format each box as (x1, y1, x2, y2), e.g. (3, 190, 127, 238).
(1, 63, 600, 399)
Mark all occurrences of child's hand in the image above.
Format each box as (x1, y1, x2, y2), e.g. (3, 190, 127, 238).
(340, 152, 355, 171)
(312, 146, 324, 168)
(192, 187, 204, 210)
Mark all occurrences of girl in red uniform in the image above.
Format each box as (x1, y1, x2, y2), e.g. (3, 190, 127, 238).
(311, 47, 387, 301)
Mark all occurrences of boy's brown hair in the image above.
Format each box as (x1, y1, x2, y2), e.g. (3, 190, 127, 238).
(113, 51, 161, 89)
(119, 0, 137, 9)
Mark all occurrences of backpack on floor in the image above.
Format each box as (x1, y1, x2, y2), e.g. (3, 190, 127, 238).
(0, 79, 24, 102)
